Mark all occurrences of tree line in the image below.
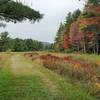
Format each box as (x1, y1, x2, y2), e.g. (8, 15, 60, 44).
(54, 0, 100, 54)
(0, 32, 53, 52)
(54, 9, 81, 51)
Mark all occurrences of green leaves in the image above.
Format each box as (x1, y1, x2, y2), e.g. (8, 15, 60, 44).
(0, 0, 43, 23)
(0, 32, 10, 51)
(89, 0, 100, 5)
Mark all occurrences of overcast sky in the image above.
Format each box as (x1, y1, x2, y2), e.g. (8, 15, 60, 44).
(0, 0, 84, 43)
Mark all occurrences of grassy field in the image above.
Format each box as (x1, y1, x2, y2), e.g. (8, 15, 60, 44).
(0, 52, 99, 100)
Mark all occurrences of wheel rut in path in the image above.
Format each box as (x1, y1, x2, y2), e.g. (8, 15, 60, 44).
(11, 54, 62, 98)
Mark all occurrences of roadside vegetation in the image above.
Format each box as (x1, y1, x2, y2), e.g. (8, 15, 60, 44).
(0, 52, 98, 100)
(24, 52, 100, 99)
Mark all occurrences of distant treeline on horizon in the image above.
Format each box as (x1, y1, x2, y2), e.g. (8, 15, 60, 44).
(0, 32, 53, 52)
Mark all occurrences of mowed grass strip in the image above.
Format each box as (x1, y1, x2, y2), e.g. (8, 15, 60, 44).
(0, 53, 96, 100)
(0, 54, 56, 100)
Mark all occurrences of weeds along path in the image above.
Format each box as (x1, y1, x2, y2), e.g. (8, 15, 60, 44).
(0, 53, 95, 100)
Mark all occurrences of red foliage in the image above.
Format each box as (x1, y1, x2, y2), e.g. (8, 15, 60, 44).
(68, 16, 100, 49)
(24, 52, 96, 74)
(69, 22, 80, 44)
(40, 54, 62, 62)
(24, 52, 99, 82)
(63, 34, 70, 49)
(86, 4, 100, 14)
(79, 17, 100, 26)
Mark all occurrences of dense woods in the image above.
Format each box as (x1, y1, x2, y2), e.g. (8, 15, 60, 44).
(54, 9, 81, 51)
(54, 0, 100, 54)
(0, 32, 53, 52)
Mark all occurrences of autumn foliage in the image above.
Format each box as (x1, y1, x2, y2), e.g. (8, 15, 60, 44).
(24, 52, 100, 96)
(54, 1, 100, 53)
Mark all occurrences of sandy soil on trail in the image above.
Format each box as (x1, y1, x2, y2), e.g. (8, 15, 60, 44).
(11, 54, 61, 96)
(11, 55, 37, 75)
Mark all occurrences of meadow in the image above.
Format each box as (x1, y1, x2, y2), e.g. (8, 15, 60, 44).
(0, 52, 99, 100)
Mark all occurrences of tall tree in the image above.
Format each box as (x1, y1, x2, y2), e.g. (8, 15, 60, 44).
(65, 12, 73, 29)
(24, 39, 34, 51)
(54, 23, 65, 51)
(0, 32, 10, 51)
(72, 9, 81, 22)
(12, 38, 27, 51)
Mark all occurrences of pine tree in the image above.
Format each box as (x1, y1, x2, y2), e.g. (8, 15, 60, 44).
(0, 0, 43, 26)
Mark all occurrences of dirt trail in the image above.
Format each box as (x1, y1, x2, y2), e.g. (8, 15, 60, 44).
(11, 54, 37, 75)
(11, 54, 62, 97)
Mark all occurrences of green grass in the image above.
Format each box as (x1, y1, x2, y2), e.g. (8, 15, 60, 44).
(62, 53, 100, 62)
(0, 53, 96, 100)
(0, 55, 55, 100)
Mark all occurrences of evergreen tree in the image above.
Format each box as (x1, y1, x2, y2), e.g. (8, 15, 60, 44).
(54, 23, 65, 51)
(72, 9, 81, 22)
(54, 10, 81, 51)
(0, 0, 43, 26)
(24, 39, 34, 51)
(0, 32, 10, 51)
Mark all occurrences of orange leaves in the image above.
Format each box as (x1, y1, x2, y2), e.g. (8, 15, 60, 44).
(24, 52, 97, 73)
(24, 53, 99, 80)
